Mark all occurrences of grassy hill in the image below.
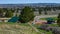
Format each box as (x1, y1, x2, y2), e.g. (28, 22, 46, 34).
(0, 22, 39, 34)
(0, 22, 55, 34)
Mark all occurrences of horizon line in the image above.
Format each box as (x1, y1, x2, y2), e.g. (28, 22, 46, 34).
(0, 3, 60, 4)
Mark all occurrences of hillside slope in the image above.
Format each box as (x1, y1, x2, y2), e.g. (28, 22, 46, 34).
(0, 23, 38, 34)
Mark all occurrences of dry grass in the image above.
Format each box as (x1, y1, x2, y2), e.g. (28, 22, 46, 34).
(0, 23, 39, 34)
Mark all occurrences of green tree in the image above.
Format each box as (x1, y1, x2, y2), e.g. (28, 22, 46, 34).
(5, 10, 13, 18)
(43, 7, 51, 15)
(44, 7, 47, 15)
(19, 6, 35, 23)
(38, 8, 42, 14)
(57, 13, 60, 26)
(0, 8, 4, 17)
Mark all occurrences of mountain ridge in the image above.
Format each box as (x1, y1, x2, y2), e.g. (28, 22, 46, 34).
(0, 3, 60, 8)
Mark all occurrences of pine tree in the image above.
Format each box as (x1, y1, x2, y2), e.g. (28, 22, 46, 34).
(57, 13, 60, 26)
(19, 6, 35, 23)
(5, 10, 13, 18)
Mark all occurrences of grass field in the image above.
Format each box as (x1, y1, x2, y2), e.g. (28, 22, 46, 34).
(40, 17, 57, 20)
(0, 22, 58, 34)
(33, 23, 58, 34)
(0, 22, 39, 34)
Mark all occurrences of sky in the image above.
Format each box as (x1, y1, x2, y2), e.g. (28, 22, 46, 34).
(0, 0, 60, 4)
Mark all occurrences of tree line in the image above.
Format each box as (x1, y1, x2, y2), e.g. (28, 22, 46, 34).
(0, 6, 60, 18)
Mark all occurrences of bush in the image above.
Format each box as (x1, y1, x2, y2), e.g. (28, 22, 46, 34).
(51, 27, 60, 34)
(5, 11, 13, 18)
(19, 6, 35, 23)
(38, 24, 52, 32)
(57, 13, 60, 26)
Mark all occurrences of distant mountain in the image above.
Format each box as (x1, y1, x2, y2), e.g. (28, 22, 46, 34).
(0, 3, 60, 8)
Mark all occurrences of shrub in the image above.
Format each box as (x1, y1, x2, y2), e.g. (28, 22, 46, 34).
(19, 6, 35, 23)
(5, 11, 13, 18)
(57, 13, 60, 26)
(51, 27, 60, 34)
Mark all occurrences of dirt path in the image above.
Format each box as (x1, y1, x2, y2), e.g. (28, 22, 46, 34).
(28, 23, 45, 34)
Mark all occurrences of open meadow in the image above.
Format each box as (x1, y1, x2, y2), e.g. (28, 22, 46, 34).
(0, 22, 39, 34)
(0, 22, 58, 34)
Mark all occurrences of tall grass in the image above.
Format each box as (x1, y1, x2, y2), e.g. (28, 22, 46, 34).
(0, 22, 39, 34)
